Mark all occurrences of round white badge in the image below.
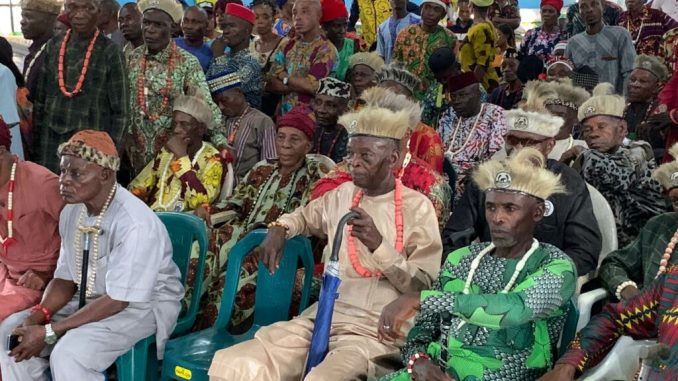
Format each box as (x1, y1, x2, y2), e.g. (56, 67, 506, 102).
(544, 200, 554, 217)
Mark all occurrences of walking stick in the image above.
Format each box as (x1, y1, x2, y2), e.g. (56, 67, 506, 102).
(78, 226, 100, 309)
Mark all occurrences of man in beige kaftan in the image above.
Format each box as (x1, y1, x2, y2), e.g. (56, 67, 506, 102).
(208, 105, 443, 381)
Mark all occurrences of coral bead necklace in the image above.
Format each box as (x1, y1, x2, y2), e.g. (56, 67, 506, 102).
(136, 42, 178, 121)
(58, 29, 100, 98)
(656, 230, 678, 278)
(347, 179, 404, 278)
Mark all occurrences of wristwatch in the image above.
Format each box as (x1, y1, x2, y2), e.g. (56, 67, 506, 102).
(44, 324, 58, 345)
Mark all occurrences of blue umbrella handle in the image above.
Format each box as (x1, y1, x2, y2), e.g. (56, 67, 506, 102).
(331, 212, 360, 262)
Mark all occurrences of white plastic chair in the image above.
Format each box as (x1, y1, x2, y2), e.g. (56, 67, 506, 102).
(579, 336, 657, 380)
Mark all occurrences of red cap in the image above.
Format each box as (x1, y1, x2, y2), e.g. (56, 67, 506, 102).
(540, 0, 563, 12)
(446, 72, 479, 93)
(277, 107, 315, 141)
(321, 0, 349, 24)
(225, 3, 256, 24)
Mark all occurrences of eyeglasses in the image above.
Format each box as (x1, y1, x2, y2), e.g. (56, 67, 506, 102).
(505, 135, 550, 147)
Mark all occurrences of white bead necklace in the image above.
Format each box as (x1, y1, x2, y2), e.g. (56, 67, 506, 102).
(156, 143, 206, 211)
(73, 184, 117, 298)
(446, 103, 485, 158)
(462, 238, 540, 294)
(0, 160, 17, 249)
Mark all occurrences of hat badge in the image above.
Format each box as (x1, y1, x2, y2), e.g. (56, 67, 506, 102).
(515, 116, 529, 130)
(585, 105, 596, 116)
(641, 61, 652, 70)
(350, 120, 358, 130)
(495, 171, 512, 189)
(671, 172, 678, 187)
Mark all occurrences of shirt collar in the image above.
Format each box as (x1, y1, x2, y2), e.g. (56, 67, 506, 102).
(144, 41, 175, 62)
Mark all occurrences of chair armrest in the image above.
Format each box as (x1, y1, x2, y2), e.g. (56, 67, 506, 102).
(211, 210, 237, 226)
(577, 288, 608, 331)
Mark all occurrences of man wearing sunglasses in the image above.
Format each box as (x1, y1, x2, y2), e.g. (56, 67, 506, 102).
(443, 104, 601, 277)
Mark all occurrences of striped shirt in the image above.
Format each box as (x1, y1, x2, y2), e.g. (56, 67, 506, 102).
(565, 25, 637, 94)
(376, 13, 421, 64)
(216, 108, 277, 181)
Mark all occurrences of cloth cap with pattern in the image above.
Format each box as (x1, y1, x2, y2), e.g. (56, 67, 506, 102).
(506, 108, 564, 138)
(207, 67, 242, 95)
(225, 3, 256, 24)
(340, 106, 410, 140)
(20, 0, 62, 14)
(173, 95, 214, 130)
(577, 83, 625, 122)
(138, 0, 184, 23)
(473, 147, 566, 200)
(277, 107, 315, 141)
(634, 54, 669, 82)
(317, 77, 352, 100)
(653, 143, 678, 191)
(57, 130, 120, 171)
(321, 0, 348, 23)
(421, 0, 449, 10)
(349, 52, 385, 72)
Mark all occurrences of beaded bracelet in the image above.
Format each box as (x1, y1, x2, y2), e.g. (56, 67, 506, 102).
(615, 280, 638, 301)
(267, 221, 289, 231)
(406, 352, 430, 376)
(31, 304, 51, 323)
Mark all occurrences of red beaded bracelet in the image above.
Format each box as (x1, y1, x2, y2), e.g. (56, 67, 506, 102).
(31, 304, 51, 323)
(406, 352, 430, 376)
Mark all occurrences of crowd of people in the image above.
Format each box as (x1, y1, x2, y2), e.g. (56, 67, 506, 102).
(1, 0, 678, 378)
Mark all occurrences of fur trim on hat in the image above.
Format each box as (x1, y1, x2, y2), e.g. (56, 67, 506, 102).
(20, 0, 62, 14)
(506, 109, 563, 138)
(522, 80, 557, 114)
(653, 143, 678, 190)
(340, 106, 410, 141)
(634, 54, 669, 82)
(138, 0, 183, 23)
(348, 52, 385, 73)
(543, 78, 590, 110)
(173, 95, 214, 130)
(376, 64, 422, 97)
(472, 147, 566, 200)
(577, 83, 625, 122)
(358, 87, 422, 131)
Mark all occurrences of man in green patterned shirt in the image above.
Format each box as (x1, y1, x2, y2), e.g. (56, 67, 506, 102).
(127, 0, 221, 176)
(33, 0, 128, 173)
(378, 147, 576, 381)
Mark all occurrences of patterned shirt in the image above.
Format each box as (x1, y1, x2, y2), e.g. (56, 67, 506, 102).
(376, 13, 421, 64)
(618, 5, 678, 59)
(600, 213, 678, 296)
(558, 266, 678, 380)
(128, 142, 223, 212)
(33, 32, 128, 173)
(392, 24, 457, 95)
(458, 22, 500, 91)
(214, 107, 277, 181)
(421, 83, 489, 129)
(206, 49, 263, 109)
(566, 1, 623, 37)
(565, 25, 636, 94)
(438, 103, 507, 197)
(381, 242, 576, 381)
(269, 35, 338, 115)
(127, 43, 221, 175)
(519, 27, 566, 63)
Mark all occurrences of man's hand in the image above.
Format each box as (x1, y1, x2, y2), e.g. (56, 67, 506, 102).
(194, 204, 212, 228)
(620, 284, 640, 301)
(165, 134, 190, 158)
(559, 145, 585, 165)
(377, 292, 420, 342)
(17, 270, 49, 290)
(537, 364, 576, 381)
(256, 226, 287, 274)
(347, 207, 382, 252)
(412, 359, 456, 381)
(211, 34, 227, 58)
(10, 325, 46, 362)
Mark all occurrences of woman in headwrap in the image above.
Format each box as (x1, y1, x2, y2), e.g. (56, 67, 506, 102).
(519, 0, 566, 62)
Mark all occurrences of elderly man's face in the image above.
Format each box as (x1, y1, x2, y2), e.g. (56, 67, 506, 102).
(276, 126, 312, 169)
(349, 64, 377, 95)
(485, 191, 543, 248)
(118, 4, 142, 42)
(20, 9, 56, 40)
(142, 9, 173, 53)
(65, 0, 100, 35)
(220, 14, 251, 48)
(581, 115, 627, 153)
(504, 130, 555, 157)
(312, 94, 347, 127)
(450, 83, 481, 117)
(627, 69, 659, 103)
(346, 136, 399, 190)
(171, 110, 205, 146)
(59, 155, 109, 204)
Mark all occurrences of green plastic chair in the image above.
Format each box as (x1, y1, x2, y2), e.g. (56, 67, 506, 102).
(115, 212, 209, 381)
(160, 229, 314, 381)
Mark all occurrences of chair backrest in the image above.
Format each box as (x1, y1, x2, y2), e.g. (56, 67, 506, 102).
(558, 298, 580, 358)
(214, 229, 315, 329)
(306, 154, 336, 171)
(218, 162, 235, 203)
(157, 212, 209, 333)
(586, 183, 618, 267)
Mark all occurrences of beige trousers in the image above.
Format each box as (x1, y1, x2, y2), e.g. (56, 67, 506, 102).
(209, 317, 399, 381)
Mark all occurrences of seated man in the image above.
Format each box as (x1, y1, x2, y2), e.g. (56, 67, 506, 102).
(311, 77, 351, 163)
(540, 79, 589, 161)
(0, 130, 183, 380)
(0, 120, 64, 321)
(446, 95, 601, 275)
(599, 143, 678, 301)
(562, 83, 667, 248)
(128, 95, 224, 212)
(191, 107, 330, 329)
(379, 147, 576, 381)
(542, 267, 678, 380)
(208, 105, 443, 380)
(311, 87, 452, 229)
